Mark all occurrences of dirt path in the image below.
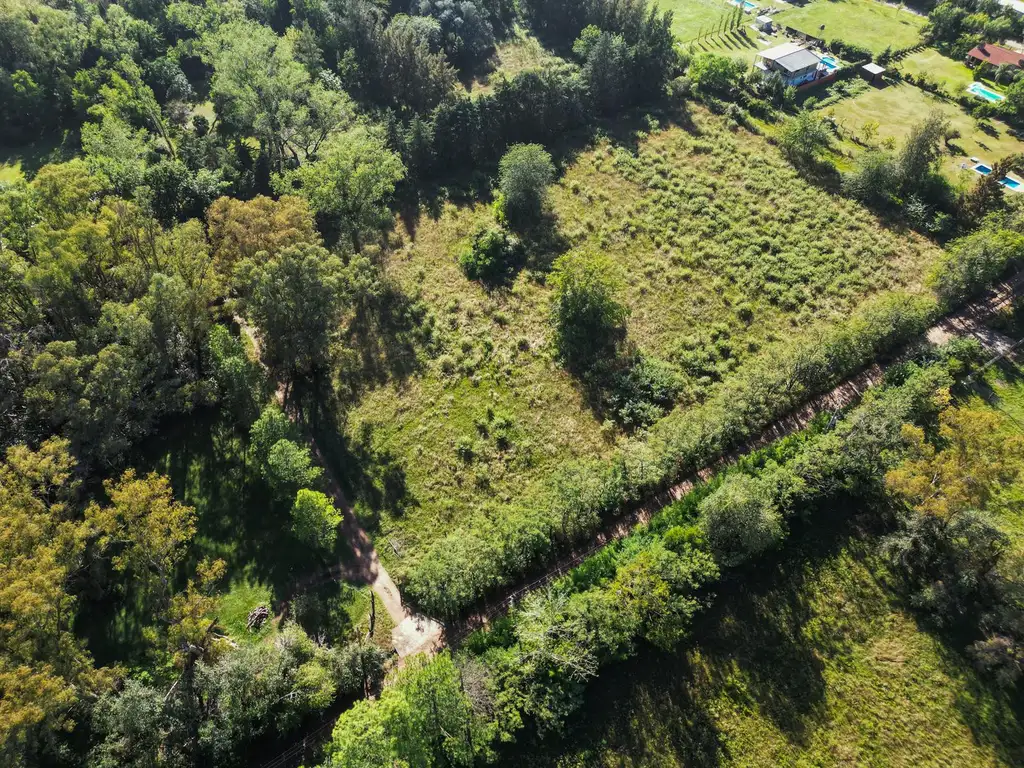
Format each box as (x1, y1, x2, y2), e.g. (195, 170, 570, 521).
(445, 276, 1023, 642)
(235, 316, 442, 657)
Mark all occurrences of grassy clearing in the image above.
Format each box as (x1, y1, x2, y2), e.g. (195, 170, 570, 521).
(513, 525, 1024, 767)
(346, 107, 942, 565)
(817, 82, 1024, 180)
(218, 581, 277, 645)
(466, 28, 562, 96)
(0, 130, 77, 182)
(776, 0, 926, 54)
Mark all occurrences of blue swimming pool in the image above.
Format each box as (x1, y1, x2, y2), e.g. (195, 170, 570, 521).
(974, 163, 993, 175)
(820, 55, 840, 72)
(730, 0, 756, 9)
(967, 82, 1005, 102)
(1000, 177, 1021, 190)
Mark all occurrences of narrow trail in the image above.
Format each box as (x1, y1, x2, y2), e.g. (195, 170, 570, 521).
(445, 275, 1024, 642)
(235, 316, 442, 658)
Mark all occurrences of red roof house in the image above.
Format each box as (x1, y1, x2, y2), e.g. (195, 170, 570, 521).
(966, 43, 1024, 69)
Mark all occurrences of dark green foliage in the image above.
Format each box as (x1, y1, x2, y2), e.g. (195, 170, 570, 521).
(929, 205, 1024, 306)
(688, 53, 745, 95)
(458, 225, 519, 282)
(601, 355, 682, 429)
(549, 252, 628, 372)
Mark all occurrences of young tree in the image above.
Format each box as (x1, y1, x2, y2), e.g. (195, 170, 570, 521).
(265, 439, 322, 495)
(290, 488, 342, 548)
(549, 251, 628, 372)
(688, 53, 745, 94)
(273, 125, 405, 249)
(497, 143, 555, 231)
(778, 110, 831, 167)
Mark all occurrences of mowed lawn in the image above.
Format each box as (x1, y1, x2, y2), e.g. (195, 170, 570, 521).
(899, 46, 1006, 97)
(776, 0, 926, 54)
(344, 107, 943, 565)
(819, 82, 1024, 180)
(660, 0, 739, 43)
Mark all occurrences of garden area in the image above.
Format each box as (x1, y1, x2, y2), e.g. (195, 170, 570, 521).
(898, 47, 991, 97)
(776, 0, 926, 54)
(818, 81, 1024, 180)
(660, 0, 745, 43)
(343, 106, 945, 570)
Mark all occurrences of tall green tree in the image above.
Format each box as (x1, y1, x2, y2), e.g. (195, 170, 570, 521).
(549, 251, 628, 372)
(273, 125, 405, 249)
(497, 143, 555, 231)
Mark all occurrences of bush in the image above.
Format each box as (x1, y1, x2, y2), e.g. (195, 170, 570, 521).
(699, 473, 783, 567)
(498, 143, 556, 231)
(458, 225, 518, 282)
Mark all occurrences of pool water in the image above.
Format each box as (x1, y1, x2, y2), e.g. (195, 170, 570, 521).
(730, 0, 756, 9)
(820, 55, 840, 72)
(974, 163, 993, 175)
(967, 82, 1006, 102)
(999, 177, 1021, 190)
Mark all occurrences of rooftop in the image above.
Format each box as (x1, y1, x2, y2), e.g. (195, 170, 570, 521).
(862, 62, 886, 75)
(967, 42, 1024, 68)
(758, 42, 823, 73)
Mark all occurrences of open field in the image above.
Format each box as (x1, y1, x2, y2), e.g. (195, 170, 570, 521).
(344, 107, 944, 565)
(776, 0, 926, 54)
(818, 82, 1024, 181)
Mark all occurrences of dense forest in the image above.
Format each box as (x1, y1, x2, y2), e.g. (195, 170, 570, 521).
(2, 0, 1024, 765)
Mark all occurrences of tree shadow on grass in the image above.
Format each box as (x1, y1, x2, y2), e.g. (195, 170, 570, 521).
(80, 408, 347, 666)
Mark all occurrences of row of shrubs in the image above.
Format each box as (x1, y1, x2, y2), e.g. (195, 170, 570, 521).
(322, 355, 971, 766)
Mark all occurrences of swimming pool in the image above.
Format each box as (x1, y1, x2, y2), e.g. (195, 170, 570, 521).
(967, 82, 1005, 102)
(820, 55, 840, 72)
(974, 163, 993, 175)
(999, 177, 1021, 190)
(730, 0, 756, 9)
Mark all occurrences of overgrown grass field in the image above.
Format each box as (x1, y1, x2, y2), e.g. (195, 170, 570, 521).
(344, 107, 944, 566)
(511, 526, 1024, 766)
(776, 0, 926, 54)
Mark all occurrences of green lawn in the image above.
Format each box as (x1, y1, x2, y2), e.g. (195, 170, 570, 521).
(818, 82, 1024, 181)
(344, 107, 943, 570)
(776, 0, 926, 54)
(685, 25, 785, 64)
(511, 525, 1024, 767)
(898, 47, 984, 96)
(660, 0, 744, 43)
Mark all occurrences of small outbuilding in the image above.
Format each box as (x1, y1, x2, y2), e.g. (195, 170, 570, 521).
(755, 14, 774, 33)
(860, 62, 886, 84)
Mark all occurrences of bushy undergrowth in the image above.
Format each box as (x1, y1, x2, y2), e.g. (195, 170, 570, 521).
(401, 290, 941, 617)
(322, 360, 982, 766)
